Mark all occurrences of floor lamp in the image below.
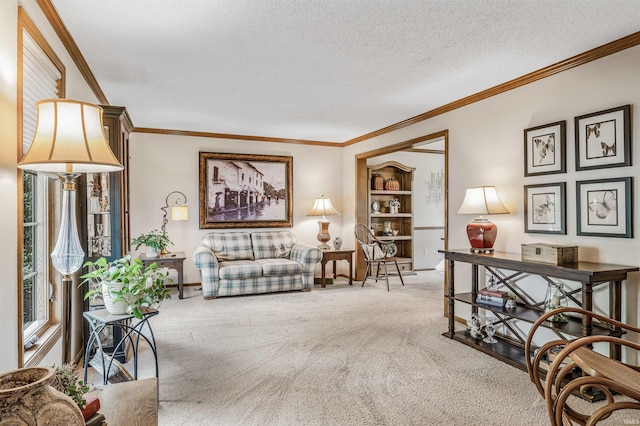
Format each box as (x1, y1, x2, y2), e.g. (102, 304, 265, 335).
(18, 99, 123, 363)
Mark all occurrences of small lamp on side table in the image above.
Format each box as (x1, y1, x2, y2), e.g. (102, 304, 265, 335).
(307, 195, 339, 250)
(456, 186, 509, 253)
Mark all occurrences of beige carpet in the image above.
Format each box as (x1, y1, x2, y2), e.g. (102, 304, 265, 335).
(129, 271, 557, 426)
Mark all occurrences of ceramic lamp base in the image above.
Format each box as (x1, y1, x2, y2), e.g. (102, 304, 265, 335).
(316, 220, 331, 250)
(466, 218, 497, 253)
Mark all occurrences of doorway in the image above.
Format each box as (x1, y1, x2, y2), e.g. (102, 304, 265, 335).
(354, 130, 449, 298)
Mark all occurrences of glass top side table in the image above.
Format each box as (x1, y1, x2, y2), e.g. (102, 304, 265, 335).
(83, 307, 159, 385)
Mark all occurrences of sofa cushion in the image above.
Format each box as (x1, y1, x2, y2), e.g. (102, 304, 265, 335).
(251, 231, 297, 260)
(218, 260, 263, 280)
(255, 259, 303, 277)
(203, 232, 254, 261)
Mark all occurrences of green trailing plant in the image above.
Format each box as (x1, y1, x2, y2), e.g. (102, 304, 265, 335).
(81, 255, 172, 319)
(131, 229, 173, 253)
(49, 363, 90, 408)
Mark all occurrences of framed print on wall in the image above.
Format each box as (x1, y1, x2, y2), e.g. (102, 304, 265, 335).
(198, 152, 293, 229)
(524, 121, 566, 176)
(576, 177, 632, 238)
(524, 182, 566, 234)
(574, 104, 631, 171)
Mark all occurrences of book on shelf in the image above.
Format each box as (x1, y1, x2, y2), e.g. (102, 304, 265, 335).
(81, 396, 100, 420)
(476, 294, 506, 306)
(85, 412, 106, 426)
(479, 288, 509, 298)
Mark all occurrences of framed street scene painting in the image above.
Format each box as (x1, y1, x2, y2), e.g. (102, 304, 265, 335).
(524, 121, 566, 176)
(198, 152, 293, 229)
(574, 105, 631, 171)
(576, 177, 632, 238)
(524, 182, 566, 234)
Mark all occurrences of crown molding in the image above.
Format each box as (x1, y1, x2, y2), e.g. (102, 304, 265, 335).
(133, 127, 342, 147)
(344, 31, 640, 146)
(36, 0, 108, 104)
(36, 0, 639, 149)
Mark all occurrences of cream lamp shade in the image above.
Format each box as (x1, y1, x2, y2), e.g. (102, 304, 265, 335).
(457, 186, 509, 253)
(307, 196, 340, 219)
(171, 205, 189, 221)
(307, 195, 339, 250)
(456, 186, 509, 215)
(18, 99, 123, 173)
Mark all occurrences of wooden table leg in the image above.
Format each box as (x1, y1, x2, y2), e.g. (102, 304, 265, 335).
(321, 259, 328, 288)
(348, 256, 353, 285)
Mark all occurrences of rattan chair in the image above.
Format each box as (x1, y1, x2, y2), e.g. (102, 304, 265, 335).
(354, 224, 405, 291)
(525, 307, 640, 425)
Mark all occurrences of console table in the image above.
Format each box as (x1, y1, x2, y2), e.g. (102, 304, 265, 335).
(440, 249, 638, 370)
(140, 251, 186, 299)
(320, 249, 354, 288)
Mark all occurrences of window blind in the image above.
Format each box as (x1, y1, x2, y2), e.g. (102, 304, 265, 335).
(22, 31, 62, 155)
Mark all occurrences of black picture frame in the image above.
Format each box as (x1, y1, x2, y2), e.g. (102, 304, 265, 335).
(524, 121, 566, 176)
(198, 152, 293, 229)
(574, 105, 631, 171)
(524, 182, 566, 234)
(576, 177, 632, 238)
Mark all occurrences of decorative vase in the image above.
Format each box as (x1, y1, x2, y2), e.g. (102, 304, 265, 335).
(145, 246, 159, 258)
(0, 367, 84, 425)
(384, 177, 400, 191)
(102, 282, 128, 315)
(371, 173, 384, 190)
(544, 282, 568, 322)
(333, 237, 342, 250)
(382, 221, 393, 236)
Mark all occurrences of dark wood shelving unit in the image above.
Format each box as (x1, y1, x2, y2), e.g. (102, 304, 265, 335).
(440, 249, 638, 371)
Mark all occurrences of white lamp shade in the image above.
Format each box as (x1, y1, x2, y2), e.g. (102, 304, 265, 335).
(17, 99, 124, 173)
(171, 205, 189, 221)
(457, 186, 509, 215)
(307, 196, 339, 218)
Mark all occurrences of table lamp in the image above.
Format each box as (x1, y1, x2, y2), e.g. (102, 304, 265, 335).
(456, 186, 509, 253)
(307, 195, 339, 250)
(18, 99, 124, 362)
(160, 190, 188, 254)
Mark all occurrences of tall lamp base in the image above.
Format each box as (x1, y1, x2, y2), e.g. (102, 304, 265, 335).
(316, 220, 331, 251)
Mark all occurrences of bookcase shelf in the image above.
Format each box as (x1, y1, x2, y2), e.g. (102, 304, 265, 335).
(367, 161, 415, 272)
(440, 249, 638, 371)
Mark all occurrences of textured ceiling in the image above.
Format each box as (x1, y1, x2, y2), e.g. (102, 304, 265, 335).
(50, 0, 640, 143)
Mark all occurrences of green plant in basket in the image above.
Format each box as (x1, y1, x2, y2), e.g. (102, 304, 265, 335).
(81, 255, 172, 319)
(131, 229, 173, 253)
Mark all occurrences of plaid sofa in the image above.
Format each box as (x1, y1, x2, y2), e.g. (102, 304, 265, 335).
(192, 231, 322, 299)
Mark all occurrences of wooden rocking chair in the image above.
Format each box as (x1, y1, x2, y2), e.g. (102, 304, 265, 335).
(354, 224, 405, 291)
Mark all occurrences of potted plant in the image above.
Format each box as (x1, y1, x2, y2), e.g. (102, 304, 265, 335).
(81, 255, 172, 319)
(131, 229, 173, 257)
(49, 363, 100, 420)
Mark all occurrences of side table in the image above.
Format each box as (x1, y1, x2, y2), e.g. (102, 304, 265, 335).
(140, 251, 186, 299)
(320, 249, 354, 288)
(83, 308, 159, 386)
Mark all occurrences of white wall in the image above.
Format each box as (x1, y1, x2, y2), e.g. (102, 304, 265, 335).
(128, 133, 344, 283)
(343, 45, 640, 325)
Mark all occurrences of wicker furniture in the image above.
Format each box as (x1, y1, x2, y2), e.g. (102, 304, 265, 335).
(525, 307, 640, 425)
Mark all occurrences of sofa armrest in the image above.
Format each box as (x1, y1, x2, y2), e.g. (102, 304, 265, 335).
(290, 244, 322, 289)
(192, 246, 221, 298)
